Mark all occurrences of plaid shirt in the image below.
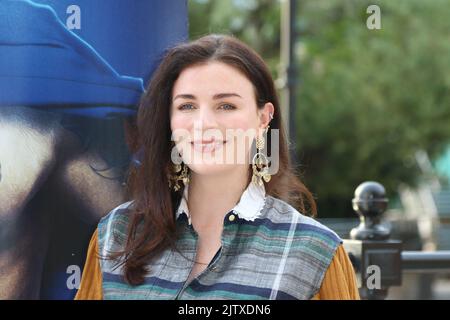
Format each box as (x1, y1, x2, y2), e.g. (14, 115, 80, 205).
(98, 183, 342, 300)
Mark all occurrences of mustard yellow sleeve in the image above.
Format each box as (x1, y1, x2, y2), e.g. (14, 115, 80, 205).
(311, 244, 360, 300)
(74, 229, 103, 300)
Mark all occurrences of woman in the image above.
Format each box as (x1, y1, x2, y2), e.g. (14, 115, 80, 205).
(75, 34, 360, 300)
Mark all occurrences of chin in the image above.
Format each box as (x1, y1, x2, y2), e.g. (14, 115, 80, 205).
(186, 162, 236, 176)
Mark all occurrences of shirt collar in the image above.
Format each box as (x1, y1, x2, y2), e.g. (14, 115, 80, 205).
(176, 181, 267, 225)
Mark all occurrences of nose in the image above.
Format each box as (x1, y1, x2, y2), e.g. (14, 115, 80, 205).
(192, 106, 222, 142)
(196, 106, 218, 130)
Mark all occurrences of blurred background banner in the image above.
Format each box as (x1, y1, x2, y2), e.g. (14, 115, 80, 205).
(0, 0, 187, 299)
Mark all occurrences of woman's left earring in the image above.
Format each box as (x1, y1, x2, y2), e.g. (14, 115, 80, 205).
(252, 128, 271, 186)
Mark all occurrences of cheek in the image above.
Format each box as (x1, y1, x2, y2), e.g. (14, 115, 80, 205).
(170, 113, 191, 131)
(222, 110, 259, 131)
(223, 111, 260, 157)
(170, 114, 192, 150)
(225, 118, 251, 130)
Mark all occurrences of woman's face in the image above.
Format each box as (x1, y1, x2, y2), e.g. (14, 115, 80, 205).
(170, 61, 273, 177)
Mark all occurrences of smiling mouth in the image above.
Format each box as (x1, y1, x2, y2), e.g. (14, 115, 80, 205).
(190, 140, 227, 153)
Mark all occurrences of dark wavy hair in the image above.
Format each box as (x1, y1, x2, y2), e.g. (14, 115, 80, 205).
(112, 34, 317, 285)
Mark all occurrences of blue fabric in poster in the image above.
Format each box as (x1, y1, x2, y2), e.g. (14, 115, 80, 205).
(0, 0, 187, 118)
(0, 0, 187, 299)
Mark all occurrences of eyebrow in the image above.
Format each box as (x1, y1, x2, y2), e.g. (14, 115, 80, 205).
(173, 93, 242, 101)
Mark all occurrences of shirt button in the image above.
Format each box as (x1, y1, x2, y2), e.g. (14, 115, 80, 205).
(228, 214, 236, 222)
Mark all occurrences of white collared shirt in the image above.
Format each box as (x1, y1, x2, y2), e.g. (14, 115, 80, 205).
(175, 181, 267, 225)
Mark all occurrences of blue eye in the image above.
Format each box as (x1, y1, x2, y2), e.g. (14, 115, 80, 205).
(219, 104, 236, 110)
(178, 103, 195, 110)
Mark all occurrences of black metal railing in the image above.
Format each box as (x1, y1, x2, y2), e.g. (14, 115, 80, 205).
(402, 251, 450, 273)
(343, 181, 450, 300)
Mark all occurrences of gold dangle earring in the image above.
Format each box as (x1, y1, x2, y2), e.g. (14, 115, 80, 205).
(252, 126, 271, 186)
(168, 162, 190, 191)
(168, 142, 189, 191)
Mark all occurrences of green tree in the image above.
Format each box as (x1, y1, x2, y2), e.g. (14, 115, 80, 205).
(189, 0, 280, 74)
(296, 0, 450, 216)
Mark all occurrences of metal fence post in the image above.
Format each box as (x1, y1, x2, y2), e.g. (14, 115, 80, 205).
(343, 181, 403, 300)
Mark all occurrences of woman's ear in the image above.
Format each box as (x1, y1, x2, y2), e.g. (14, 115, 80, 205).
(258, 102, 275, 129)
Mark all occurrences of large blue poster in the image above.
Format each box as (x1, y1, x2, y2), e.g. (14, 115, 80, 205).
(0, 0, 187, 299)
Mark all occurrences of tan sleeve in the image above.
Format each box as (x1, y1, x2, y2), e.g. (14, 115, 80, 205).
(311, 244, 360, 300)
(74, 229, 103, 300)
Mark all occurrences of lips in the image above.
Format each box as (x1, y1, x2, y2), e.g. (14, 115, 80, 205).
(190, 139, 226, 153)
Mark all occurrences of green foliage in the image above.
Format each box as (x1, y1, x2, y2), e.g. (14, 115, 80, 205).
(297, 0, 450, 216)
(188, 0, 280, 75)
(188, 0, 450, 217)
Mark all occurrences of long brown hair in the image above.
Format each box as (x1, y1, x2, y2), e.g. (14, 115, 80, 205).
(115, 34, 317, 285)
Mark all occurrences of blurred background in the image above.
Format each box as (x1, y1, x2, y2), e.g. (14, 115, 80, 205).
(188, 0, 450, 299)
